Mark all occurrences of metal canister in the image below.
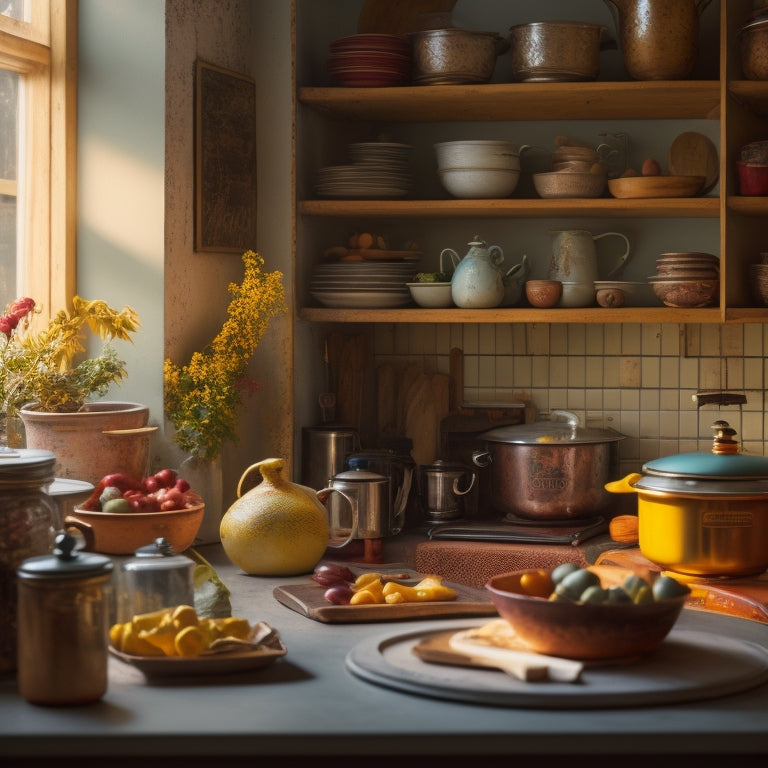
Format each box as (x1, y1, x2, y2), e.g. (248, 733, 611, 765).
(301, 425, 360, 492)
(117, 537, 195, 623)
(16, 532, 113, 705)
(0, 447, 58, 674)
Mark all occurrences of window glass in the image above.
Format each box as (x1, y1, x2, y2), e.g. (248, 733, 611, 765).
(0, 69, 18, 311)
(1, 1, 26, 21)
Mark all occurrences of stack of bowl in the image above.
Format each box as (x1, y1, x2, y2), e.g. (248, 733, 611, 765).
(749, 258, 768, 306)
(326, 34, 411, 87)
(434, 139, 521, 199)
(533, 143, 607, 199)
(649, 252, 720, 308)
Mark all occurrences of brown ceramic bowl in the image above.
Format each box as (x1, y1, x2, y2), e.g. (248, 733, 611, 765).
(65, 493, 204, 555)
(740, 19, 768, 80)
(525, 280, 562, 308)
(485, 568, 687, 661)
(649, 277, 719, 308)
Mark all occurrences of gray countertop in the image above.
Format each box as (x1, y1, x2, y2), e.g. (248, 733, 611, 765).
(2, 543, 768, 766)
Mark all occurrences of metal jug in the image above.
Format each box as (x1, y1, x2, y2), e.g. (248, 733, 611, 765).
(326, 467, 394, 539)
(444, 236, 505, 309)
(420, 460, 477, 522)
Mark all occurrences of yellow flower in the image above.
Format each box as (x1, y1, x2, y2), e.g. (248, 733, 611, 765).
(163, 250, 287, 460)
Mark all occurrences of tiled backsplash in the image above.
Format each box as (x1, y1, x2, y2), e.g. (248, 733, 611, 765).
(374, 322, 766, 474)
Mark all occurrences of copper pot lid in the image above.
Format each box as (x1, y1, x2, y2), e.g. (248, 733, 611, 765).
(480, 409, 625, 445)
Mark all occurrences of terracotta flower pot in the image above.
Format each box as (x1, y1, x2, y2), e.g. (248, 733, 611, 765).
(19, 402, 156, 485)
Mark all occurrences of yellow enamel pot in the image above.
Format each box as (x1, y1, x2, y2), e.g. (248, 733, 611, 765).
(606, 421, 768, 577)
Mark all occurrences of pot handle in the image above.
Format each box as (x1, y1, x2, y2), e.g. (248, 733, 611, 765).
(604, 473, 642, 493)
(453, 471, 476, 497)
(316, 486, 359, 549)
(102, 426, 159, 436)
(472, 449, 491, 468)
(63, 515, 96, 552)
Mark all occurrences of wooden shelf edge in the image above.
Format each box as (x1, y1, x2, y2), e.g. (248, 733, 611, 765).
(728, 195, 768, 214)
(299, 198, 720, 218)
(298, 81, 721, 122)
(298, 306, 725, 324)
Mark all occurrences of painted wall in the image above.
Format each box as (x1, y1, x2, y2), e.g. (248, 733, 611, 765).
(78, 0, 294, 508)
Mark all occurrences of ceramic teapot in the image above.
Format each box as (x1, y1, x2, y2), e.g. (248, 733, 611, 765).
(548, 228, 630, 284)
(604, 0, 712, 80)
(501, 253, 530, 307)
(444, 236, 505, 309)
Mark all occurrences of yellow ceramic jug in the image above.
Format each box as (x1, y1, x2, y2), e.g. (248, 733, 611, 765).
(219, 457, 356, 576)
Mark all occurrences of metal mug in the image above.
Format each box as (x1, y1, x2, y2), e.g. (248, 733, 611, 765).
(420, 460, 477, 521)
(325, 468, 395, 539)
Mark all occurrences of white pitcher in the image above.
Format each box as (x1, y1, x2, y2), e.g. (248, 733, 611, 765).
(547, 229, 631, 285)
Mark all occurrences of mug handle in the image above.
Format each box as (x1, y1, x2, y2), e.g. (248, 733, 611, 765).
(63, 515, 96, 552)
(594, 232, 631, 279)
(453, 471, 476, 497)
(316, 487, 358, 549)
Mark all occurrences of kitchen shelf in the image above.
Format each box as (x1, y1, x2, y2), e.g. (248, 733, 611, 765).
(298, 81, 721, 122)
(298, 306, 725, 324)
(299, 198, 720, 219)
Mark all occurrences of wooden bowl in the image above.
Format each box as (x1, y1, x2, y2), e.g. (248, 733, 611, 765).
(607, 175, 705, 199)
(65, 494, 205, 555)
(486, 568, 687, 661)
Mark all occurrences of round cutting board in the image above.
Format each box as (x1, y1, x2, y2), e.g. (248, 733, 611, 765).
(668, 132, 719, 194)
(346, 619, 768, 708)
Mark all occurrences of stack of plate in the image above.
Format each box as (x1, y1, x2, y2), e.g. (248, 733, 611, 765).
(327, 33, 411, 87)
(310, 261, 415, 309)
(315, 142, 414, 199)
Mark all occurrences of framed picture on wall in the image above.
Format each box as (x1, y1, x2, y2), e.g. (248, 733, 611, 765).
(195, 59, 257, 252)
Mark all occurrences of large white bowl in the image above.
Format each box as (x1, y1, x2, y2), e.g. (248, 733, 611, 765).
(407, 282, 454, 308)
(435, 140, 521, 171)
(438, 168, 520, 199)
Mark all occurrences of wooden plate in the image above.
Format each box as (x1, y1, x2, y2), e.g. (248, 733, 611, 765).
(667, 132, 719, 194)
(607, 175, 705, 199)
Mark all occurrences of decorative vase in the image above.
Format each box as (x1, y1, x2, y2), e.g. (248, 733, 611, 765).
(180, 454, 224, 545)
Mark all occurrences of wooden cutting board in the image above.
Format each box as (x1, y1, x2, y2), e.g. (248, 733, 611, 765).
(667, 131, 719, 194)
(273, 580, 497, 623)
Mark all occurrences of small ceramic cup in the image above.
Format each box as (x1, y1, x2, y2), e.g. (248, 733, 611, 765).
(525, 280, 562, 308)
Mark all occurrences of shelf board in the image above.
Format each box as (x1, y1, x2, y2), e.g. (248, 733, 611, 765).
(299, 81, 721, 122)
(299, 197, 720, 219)
(728, 80, 768, 117)
(728, 195, 768, 215)
(298, 306, 725, 324)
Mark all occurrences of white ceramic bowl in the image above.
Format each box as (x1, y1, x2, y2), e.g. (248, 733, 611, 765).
(558, 281, 597, 308)
(407, 282, 454, 308)
(438, 168, 520, 199)
(435, 140, 521, 171)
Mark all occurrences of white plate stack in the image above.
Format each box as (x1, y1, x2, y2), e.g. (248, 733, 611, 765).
(310, 261, 416, 308)
(315, 142, 413, 199)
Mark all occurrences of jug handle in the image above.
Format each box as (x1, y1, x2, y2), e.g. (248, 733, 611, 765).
(440, 248, 460, 274)
(593, 232, 631, 279)
(488, 245, 504, 266)
(505, 253, 530, 280)
(316, 486, 359, 549)
(452, 471, 476, 497)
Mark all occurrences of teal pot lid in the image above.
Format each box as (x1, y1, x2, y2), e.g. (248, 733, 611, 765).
(641, 420, 768, 482)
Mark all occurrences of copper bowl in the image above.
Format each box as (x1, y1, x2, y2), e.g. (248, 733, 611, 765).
(65, 494, 205, 554)
(486, 568, 687, 661)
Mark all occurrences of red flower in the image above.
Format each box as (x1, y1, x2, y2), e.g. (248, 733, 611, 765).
(7, 297, 35, 320)
(0, 315, 15, 339)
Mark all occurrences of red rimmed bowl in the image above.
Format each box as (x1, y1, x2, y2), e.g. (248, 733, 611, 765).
(485, 567, 688, 661)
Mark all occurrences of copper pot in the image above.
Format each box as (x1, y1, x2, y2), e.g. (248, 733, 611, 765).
(606, 420, 768, 577)
(472, 410, 625, 520)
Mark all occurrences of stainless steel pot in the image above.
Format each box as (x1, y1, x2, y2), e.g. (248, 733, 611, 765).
(472, 410, 625, 520)
(606, 419, 768, 577)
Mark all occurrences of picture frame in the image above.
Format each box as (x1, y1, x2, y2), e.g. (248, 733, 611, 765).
(195, 59, 257, 253)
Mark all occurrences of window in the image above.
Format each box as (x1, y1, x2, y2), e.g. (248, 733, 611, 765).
(0, 0, 76, 321)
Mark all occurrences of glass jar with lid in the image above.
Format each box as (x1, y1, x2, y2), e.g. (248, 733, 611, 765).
(0, 447, 58, 674)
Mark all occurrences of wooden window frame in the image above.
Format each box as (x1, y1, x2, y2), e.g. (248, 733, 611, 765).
(0, 0, 77, 322)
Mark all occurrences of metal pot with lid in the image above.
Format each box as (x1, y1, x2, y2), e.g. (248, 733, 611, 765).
(473, 410, 625, 520)
(607, 420, 768, 577)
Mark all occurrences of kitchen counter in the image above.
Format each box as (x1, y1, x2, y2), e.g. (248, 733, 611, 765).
(2, 543, 768, 766)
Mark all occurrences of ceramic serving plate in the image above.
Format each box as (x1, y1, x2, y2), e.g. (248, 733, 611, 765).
(109, 642, 287, 679)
